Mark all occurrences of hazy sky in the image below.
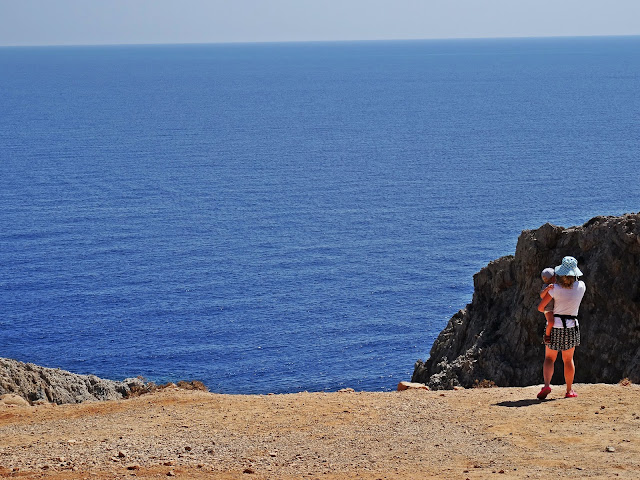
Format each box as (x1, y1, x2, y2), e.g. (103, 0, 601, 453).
(1, 0, 639, 47)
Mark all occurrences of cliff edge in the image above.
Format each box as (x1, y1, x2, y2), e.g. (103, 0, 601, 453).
(412, 212, 640, 389)
(0, 357, 145, 404)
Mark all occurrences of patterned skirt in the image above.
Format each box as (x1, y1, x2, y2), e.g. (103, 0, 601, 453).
(548, 324, 581, 351)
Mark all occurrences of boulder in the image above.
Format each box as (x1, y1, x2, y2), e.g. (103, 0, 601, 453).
(412, 212, 640, 389)
(397, 381, 428, 391)
(0, 393, 30, 406)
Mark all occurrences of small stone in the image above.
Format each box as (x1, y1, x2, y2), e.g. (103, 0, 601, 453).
(269, 451, 278, 457)
(184, 446, 192, 452)
(118, 451, 127, 458)
(126, 464, 140, 470)
(243, 467, 255, 474)
(606, 446, 616, 453)
(163, 461, 175, 466)
(167, 470, 176, 476)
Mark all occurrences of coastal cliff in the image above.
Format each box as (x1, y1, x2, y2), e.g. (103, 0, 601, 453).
(412, 212, 640, 389)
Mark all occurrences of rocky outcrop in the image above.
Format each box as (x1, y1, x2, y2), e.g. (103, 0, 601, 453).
(0, 358, 146, 404)
(412, 212, 640, 389)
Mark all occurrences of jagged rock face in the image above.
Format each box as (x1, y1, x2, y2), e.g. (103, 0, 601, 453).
(412, 213, 640, 389)
(0, 358, 144, 404)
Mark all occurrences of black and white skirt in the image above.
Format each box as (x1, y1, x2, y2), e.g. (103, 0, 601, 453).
(549, 324, 581, 351)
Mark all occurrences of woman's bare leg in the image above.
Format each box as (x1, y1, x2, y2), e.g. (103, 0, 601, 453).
(562, 347, 576, 394)
(543, 346, 558, 387)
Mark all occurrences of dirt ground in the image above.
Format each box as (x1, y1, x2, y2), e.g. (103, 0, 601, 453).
(1, 383, 639, 479)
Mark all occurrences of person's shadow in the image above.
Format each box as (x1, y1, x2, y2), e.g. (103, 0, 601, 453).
(494, 398, 557, 407)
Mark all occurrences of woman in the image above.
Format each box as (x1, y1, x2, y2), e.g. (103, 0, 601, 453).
(537, 256, 586, 399)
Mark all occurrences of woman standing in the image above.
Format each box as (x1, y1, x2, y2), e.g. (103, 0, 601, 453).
(537, 256, 586, 399)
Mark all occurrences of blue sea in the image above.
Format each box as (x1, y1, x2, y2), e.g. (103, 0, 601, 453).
(1, 36, 638, 393)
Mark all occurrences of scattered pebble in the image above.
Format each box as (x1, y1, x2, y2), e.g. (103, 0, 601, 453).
(606, 446, 616, 453)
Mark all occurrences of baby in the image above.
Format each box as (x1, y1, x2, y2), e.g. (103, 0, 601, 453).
(539, 267, 556, 344)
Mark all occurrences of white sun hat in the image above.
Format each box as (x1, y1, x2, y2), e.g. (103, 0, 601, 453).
(555, 256, 583, 277)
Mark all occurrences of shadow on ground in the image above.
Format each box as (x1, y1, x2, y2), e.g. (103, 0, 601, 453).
(495, 398, 557, 407)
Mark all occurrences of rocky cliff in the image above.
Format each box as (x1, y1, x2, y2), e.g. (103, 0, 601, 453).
(412, 212, 640, 389)
(0, 358, 146, 404)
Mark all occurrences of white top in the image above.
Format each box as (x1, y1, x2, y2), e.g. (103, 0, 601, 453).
(549, 280, 586, 328)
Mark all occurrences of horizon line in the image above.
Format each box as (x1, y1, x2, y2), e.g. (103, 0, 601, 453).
(1, 33, 639, 49)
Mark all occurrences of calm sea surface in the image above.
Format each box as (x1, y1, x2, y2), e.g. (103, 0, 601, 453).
(1, 37, 639, 393)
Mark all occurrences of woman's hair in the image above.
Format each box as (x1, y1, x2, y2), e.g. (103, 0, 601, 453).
(556, 275, 577, 288)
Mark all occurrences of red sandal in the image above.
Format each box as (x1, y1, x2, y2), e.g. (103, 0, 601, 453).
(537, 386, 552, 400)
(565, 390, 577, 398)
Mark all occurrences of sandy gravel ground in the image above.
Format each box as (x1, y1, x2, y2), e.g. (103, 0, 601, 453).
(1, 383, 639, 479)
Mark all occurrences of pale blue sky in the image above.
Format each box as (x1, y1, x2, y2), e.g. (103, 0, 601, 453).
(1, 0, 639, 47)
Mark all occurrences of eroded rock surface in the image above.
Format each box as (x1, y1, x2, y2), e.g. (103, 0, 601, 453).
(0, 357, 145, 404)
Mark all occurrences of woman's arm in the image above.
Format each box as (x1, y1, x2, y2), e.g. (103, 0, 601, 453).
(539, 283, 554, 299)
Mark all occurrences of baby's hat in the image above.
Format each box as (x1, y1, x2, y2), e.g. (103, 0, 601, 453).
(541, 267, 555, 281)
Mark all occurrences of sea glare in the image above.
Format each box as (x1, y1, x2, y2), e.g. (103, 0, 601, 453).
(1, 36, 639, 393)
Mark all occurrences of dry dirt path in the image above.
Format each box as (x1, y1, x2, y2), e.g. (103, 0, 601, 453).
(1, 383, 639, 479)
